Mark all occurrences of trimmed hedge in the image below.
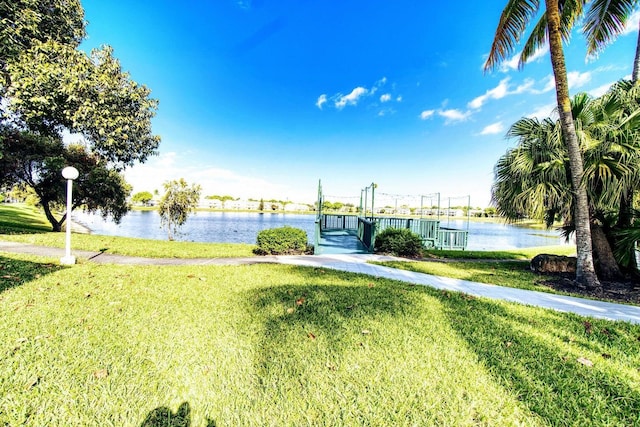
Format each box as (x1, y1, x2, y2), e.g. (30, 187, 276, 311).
(374, 228, 423, 258)
(254, 226, 310, 255)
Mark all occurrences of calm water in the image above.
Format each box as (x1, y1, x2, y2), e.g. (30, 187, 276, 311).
(74, 211, 568, 251)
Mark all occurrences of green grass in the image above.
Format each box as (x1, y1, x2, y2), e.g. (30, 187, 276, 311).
(374, 259, 565, 293)
(0, 232, 256, 258)
(0, 204, 51, 233)
(423, 245, 576, 260)
(1, 252, 639, 426)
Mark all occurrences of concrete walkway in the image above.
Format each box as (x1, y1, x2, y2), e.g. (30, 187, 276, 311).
(2, 241, 639, 325)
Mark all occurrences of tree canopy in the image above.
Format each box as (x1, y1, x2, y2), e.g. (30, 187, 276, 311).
(0, 0, 85, 71)
(0, 0, 160, 231)
(131, 191, 154, 206)
(0, 127, 131, 231)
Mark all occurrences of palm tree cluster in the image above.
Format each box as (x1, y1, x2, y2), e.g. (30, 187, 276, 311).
(494, 83, 640, 282)
(485, 0, 639, 288)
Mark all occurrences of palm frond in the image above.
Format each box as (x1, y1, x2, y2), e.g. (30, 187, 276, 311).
(583, 0, 637, 57)
(520, 15, 548, 67)
(485, 0, 541, 71)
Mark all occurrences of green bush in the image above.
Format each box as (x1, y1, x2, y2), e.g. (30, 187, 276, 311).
(254, 226, 310, 255)
(374, 228, 424, 258)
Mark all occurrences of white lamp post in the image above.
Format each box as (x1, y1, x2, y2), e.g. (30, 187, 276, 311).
(60, 166, 79, 265)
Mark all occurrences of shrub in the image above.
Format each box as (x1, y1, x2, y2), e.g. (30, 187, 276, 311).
(254, 226, 310, 255)
(374, 228, 424, 258)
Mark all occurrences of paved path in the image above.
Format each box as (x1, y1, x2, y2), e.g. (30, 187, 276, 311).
(2, 241, 639, 325)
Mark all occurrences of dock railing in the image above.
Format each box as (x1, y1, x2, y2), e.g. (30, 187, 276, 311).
(320, 214, 358, 230)
(375, 217, 442, 248)
(437, 228, 469, 250)
(357, 216, 376, 251)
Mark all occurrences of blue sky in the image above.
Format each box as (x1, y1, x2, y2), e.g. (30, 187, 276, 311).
(80, 0, 640, 207)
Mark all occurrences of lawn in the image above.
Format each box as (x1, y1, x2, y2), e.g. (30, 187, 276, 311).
(372, 259, 566, 294)
(1, 252, 639, 426)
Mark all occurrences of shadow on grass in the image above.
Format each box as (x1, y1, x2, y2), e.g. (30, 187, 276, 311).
(139, 402, 216, 427)
(0, 254, 63, 293)
(439, 291, 640, 425)
(246, 268, 418, 377)
(0, 204, 50, 234)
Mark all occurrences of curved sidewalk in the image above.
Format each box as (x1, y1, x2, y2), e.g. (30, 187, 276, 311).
(1, 241, 639, 325)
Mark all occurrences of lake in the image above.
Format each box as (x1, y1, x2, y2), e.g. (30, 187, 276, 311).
(74, 211, 569, 251)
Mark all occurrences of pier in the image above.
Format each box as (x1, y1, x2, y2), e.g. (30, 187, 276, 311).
(314, 181, 470, 255)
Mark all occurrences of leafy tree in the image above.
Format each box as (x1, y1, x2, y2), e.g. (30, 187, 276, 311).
(0, 2, 160, 232)
(485, 0, 637, 289)
(159, 179, 202, 241)
(0, 0, 85, 76)
(132, 191, 153, 206)
(0, 128, 131, 231)
(259, 198, 265, 211)
(5, 41, 159, 168)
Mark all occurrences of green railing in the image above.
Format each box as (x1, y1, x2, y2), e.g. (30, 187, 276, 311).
(314, 218, 320, 250)
(375, 217, 442, 248)
(437, 228, 469, 250)
(320, 214, 359, 230)
(357, 217, 376, 252)
(416, 219, 440, 248)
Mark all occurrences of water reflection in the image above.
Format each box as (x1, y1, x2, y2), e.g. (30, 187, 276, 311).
(74, 211, 568, 250)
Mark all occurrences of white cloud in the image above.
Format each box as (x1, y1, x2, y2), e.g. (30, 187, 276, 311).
(623, 10, 640, 35)
(317, 77, 399, 112)
(438, 109, 472, 124)
(528, 46, 549, 62)
(567, 71, 592, 89)
(316, 94, 327, 109)
(420, 110, 435, 120)
(479, 122, 504, 135)
(468, 78, 511, 109)
(588, 82, 614, 97)
(526, 102, 557, 120)
(468, 77, 538, 110)
(514, 79, 535, 94)
(124, 154, 310, 202)
(498, 46, 549, 72)
(335, 87, 368, 109)
(157, 152, 177, 167)
(500, 55, 520, 72)
(540, 71, 592, 93)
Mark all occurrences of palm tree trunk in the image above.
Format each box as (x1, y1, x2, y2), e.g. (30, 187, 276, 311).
(633, 19, 640, 83)
(591, 223, 622, 280)
(545, 0, 600, 288)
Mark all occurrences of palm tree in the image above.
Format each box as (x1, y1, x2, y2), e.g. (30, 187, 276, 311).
(494, 91, 640, 280)
(485, 0, 637, 288)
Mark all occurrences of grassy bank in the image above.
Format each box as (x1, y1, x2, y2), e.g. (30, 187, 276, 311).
(1, 252, 639, 426)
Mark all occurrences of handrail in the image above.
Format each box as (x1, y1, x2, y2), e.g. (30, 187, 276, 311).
(357, 216, 376, 252)
(320, 214, 358, 230)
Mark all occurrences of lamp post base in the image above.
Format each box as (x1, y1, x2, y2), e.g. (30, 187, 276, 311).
(60, 255, 76, 265)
